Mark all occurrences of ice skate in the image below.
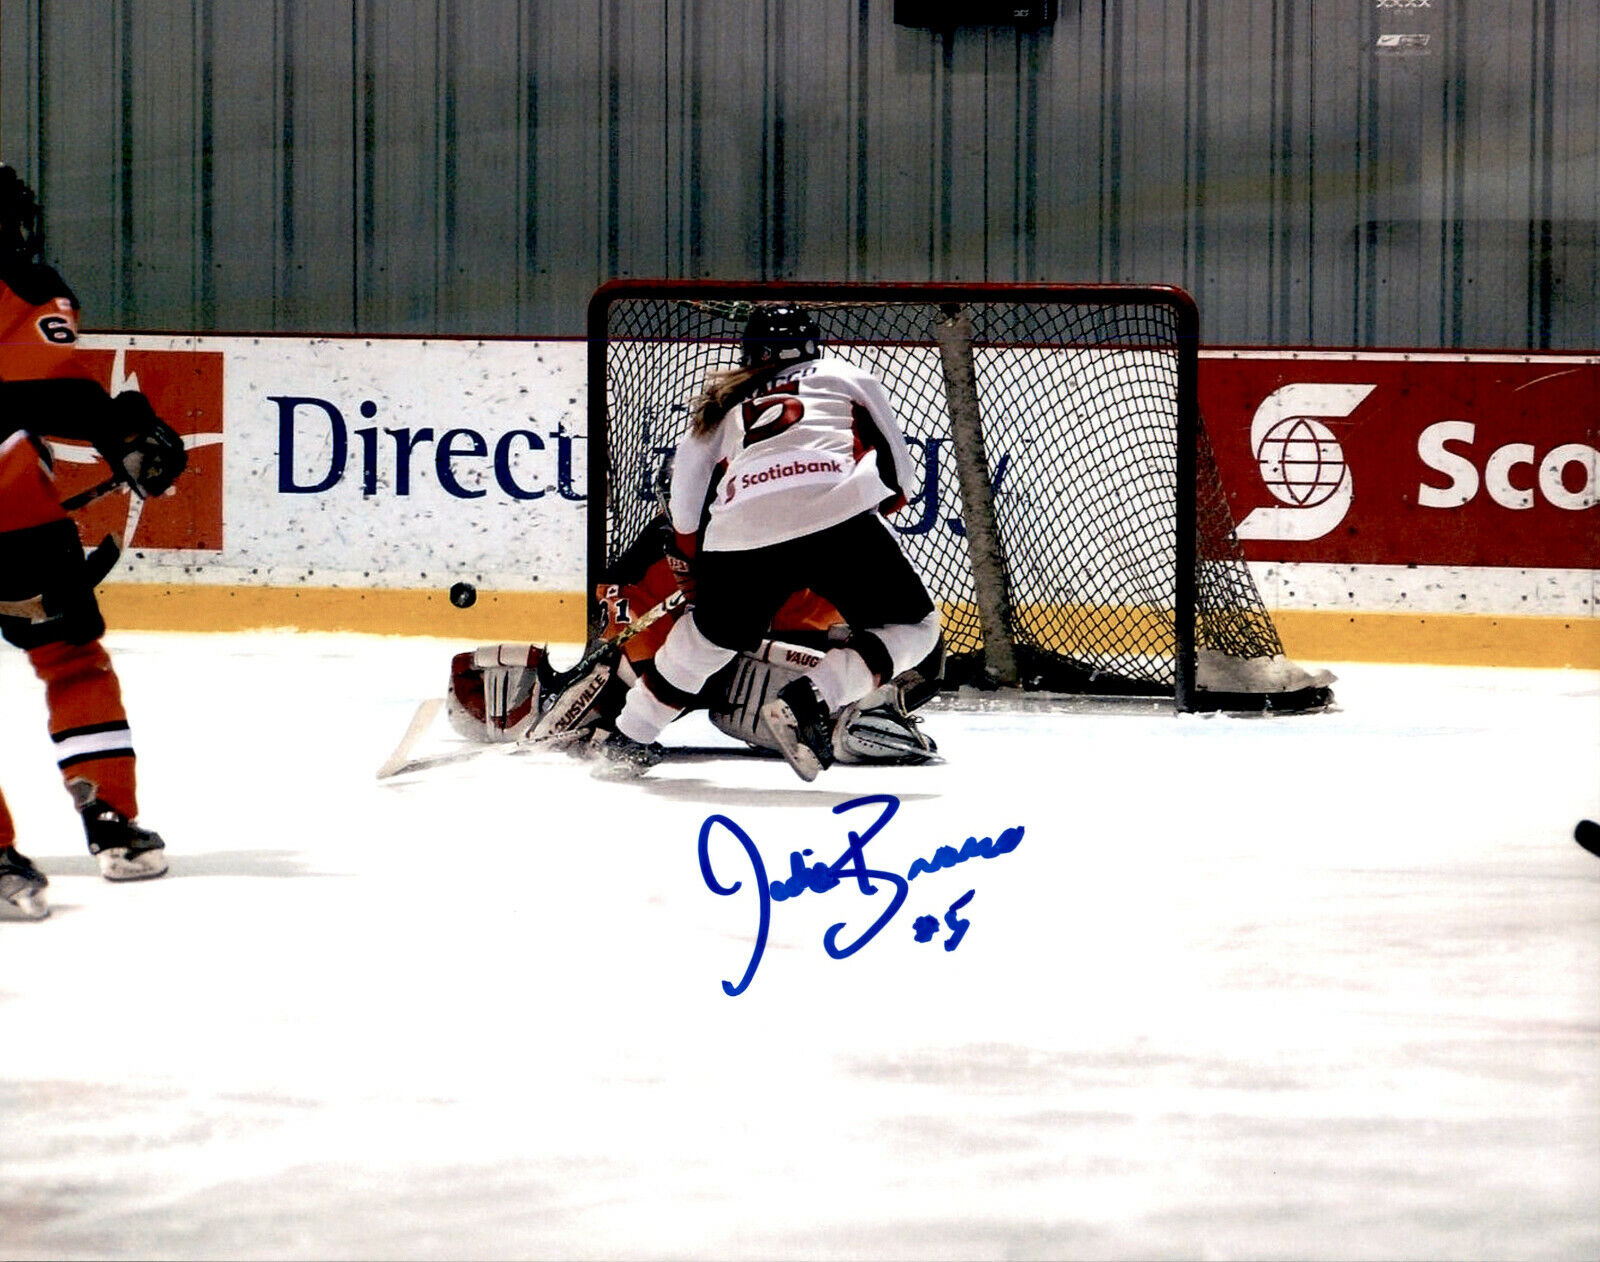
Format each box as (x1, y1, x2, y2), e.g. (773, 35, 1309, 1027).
(0, 846, 50, 919)
(833, 694, 939, 765)
(587, 728, 664, 780)
(81, 799, 168, 881)
(759, 678, 836, 783)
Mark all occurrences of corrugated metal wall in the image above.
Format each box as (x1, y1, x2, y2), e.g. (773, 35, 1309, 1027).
(3, 0, 1595, 347)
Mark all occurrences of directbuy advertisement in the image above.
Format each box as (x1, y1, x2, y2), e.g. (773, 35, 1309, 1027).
(64, 336, 1598, 607)
(1200, 351, 1599, 571)
(67, 335, 589, 591)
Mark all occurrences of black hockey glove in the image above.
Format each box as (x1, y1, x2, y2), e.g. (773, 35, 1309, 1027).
(105, 391, 188, 498)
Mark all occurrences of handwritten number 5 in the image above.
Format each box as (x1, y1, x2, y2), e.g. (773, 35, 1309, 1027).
(942, 890, 975, 952)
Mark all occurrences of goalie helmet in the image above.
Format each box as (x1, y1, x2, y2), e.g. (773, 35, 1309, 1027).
(0, 164, 44, 268)
(740, 304, 822, 368)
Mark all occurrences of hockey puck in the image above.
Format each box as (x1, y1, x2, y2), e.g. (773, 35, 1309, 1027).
(1576, 819, 1600, 858)
(449, 582, 477, 609)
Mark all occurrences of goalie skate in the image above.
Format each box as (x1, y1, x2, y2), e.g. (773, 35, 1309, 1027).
(584, 728, 664, 780)
(0, 847, 50, 919)
(833, 693, 938, 765)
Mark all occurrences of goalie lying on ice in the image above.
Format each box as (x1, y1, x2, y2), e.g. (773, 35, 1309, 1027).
(445, 516, 941, 766)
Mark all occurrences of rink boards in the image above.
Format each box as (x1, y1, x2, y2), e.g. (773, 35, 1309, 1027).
(53, 333, 1599, 669)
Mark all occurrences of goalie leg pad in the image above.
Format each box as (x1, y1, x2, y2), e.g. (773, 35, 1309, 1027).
(446, 644, 549, 743)
(707, 639, 823, 751)
(707, 640, 939, 764)
(530, 652, 634, 745)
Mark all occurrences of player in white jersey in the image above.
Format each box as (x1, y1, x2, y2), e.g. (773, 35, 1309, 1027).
(589, 304, 942, 781)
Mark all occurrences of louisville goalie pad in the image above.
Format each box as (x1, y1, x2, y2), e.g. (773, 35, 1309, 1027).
(529, 649, 636, 747)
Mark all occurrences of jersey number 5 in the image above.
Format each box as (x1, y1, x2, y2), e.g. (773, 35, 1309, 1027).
(741, 383, 803, 447)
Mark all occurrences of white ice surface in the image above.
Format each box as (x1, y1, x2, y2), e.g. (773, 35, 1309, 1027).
(2, 632, 1597, 1261)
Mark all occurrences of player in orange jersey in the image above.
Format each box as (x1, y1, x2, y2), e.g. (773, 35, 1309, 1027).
(0, 163, 187, 919)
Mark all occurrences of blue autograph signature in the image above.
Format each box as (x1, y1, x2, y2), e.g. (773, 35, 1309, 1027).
(696, 794, 1025, 997)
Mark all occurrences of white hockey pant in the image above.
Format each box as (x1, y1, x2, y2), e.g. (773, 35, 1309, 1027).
(614, 610, 736, 744)
(811, 610, 942, 711)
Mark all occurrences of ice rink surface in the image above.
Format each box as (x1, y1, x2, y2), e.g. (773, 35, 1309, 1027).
(2, 631, 1596, 1261)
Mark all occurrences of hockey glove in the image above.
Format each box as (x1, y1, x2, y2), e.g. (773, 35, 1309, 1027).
(105, 391, 188, 498)
(446, 643, 551, 743)
(666, 530, 697, 603)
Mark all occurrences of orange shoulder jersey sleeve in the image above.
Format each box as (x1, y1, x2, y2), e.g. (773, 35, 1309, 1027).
(0, 277, 84, 382)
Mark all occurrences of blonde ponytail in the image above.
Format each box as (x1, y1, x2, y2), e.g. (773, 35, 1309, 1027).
(691, 363, 780, 436)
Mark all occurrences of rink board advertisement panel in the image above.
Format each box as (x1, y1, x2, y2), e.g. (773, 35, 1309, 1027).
(1198, 350, 1600, 570)
(45, 347, 225, 552)
(73, 334, 590, 595)
(70, 334, 1596, 661)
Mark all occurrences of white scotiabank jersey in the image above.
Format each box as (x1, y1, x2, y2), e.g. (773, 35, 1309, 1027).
(669, 356, 919, 552)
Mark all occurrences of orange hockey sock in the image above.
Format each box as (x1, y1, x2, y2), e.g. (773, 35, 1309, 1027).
(26, 639, 139, 819)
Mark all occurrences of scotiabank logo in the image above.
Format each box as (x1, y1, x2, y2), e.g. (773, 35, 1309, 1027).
(1417, 422, 1599, 511)
(1207, 355, 1598, 569)
(1235, 383, 1374, 541)
(640, 438, 1009, 539)
(50, 348, 225, 551)
(726, 455, 845, 502)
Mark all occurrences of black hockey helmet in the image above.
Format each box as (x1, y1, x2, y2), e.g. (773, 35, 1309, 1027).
(740, 304, 822, 368)
(0, 163, 44, 267)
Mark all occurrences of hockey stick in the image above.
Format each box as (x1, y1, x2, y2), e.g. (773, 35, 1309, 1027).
(375, 698, 445, 779)
(545, 590, 685, 695)
(375, 589, 688, 780)
(62, 473, 128, 512)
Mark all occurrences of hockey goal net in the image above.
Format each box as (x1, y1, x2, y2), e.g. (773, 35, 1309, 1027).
(587, 280, 1331, 712)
